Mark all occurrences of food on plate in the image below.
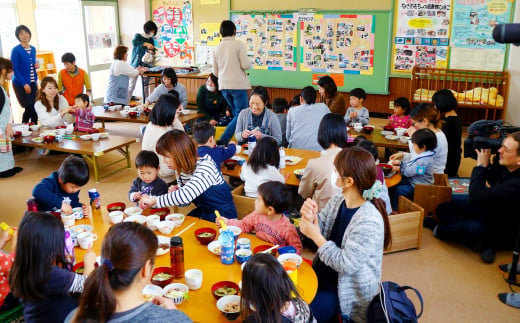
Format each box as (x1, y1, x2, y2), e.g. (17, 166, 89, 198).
(153, 272, 173, 281)
(214, 287, 238, 297)
(197, 232, 214, 238)
(165, 288, 187, 298)
(223, 301, 240, 313)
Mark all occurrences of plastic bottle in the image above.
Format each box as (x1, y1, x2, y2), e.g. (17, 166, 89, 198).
(279, 147, 286, 169)
(248, 135, 257, 154)
(64, 230, 75, 271)
(170, 236, 185, 278)
(218, 229, 235, 265)
(88, 189, 101, 217)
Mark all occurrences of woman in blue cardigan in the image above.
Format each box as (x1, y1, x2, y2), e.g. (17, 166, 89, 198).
(11, 25, 39, 123)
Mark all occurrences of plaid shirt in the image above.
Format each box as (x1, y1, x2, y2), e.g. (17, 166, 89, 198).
(75, 107, 95, 131)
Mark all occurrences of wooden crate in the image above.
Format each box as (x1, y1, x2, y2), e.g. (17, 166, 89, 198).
(413, 173, 452, 218)
(231, 184, 254, 220)
(36, 51, 57, 79)
(385, 196, 424, 253)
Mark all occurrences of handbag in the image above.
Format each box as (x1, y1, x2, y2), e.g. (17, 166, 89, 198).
(367, 281, 423, 323)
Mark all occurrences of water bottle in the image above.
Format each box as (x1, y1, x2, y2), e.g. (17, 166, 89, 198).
(279, 147, 286, 169)
(64, 230, 75, 270)
(218, 229, 235, 265)
(170, 236, 185, 278)
(248, 135, 257, 154)
(88, 189, 101, 217)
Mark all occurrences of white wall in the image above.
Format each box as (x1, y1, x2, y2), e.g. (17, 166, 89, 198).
(118, 0, 149, 48)
(506, 5, 520, 126)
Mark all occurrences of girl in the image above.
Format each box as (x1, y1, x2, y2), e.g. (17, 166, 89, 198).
(0, 57, 23, 178)
(386, 97, 411, 129)
(66, 222, 192, 323)
(318, 75, 346, 115)
(139, 130, 237, 221)
(299, 148, 391, 323)
(235, 86, 282, 145)
(73, 94, 95, 132)
(0, 225, 17, 311)
(9, 211, 96, 322)
(217, 181, 303, 254)
(144, 68, 188, 109)
(390, 103, 448, 174)
(196, 73, 228, 125)
(35, 76, 74, 128)
(241, 253, 315, 323)
(240, 136, 285, 197)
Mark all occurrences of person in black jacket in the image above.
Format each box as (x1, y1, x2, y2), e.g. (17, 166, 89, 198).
(426, 132, 520, 263)
(432, 89, 461, 177)
(128, 150, 168, 203)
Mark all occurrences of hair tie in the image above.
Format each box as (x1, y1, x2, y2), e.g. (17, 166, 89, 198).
(102, 258, 115, 272)
(362, 180, 382, 201)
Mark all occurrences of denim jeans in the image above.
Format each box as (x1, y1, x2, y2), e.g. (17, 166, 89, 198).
(220, 89, 249, 143)
(311, 289, 353, 322)
(390, 177, 415, 210)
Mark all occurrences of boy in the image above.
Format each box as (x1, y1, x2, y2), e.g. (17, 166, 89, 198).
(390, 128, 437, 209)
(272, 98, 289, 147)
(129, 150, 168, 202)
(32, 155, 89, 214)
(193, 121, 236, 168)
(73, 94, 95, 132)
(344, 87, 369, 126)
(58, 52, 91, 106)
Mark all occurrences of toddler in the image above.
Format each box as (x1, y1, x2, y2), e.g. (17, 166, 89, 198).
(129, 150, 168, 202)
(0, 226, 17, 311)
(344, 87, 369, 126)
(387, 97, 411, 129)
(73, 93, 95, 132)
(272, 98, 289, 147)
(193, 121, 236, 168)
(216, 181, 302, 254)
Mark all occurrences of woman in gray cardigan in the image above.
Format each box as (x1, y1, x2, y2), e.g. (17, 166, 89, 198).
(300, 147, 391, 322)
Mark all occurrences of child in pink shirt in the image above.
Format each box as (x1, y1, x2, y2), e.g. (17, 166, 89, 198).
(387, 97, 411, 129)
(73, 93, 95, 132)
(216, 181, 302, 254)
(0, 226, 16, 310)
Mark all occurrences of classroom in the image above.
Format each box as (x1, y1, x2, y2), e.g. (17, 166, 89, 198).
(0, 0, 519, 322)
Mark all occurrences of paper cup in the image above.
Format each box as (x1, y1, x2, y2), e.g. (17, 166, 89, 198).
(61, 213, 75, 227)
(185, 269, 203, 290)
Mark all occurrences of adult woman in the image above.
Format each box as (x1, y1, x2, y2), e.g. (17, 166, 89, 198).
(196, 73, 228, 125)
(390, 103, 448, 174)
(129, 21, 158, 101)
(140, 130, 237, 221)
(0, 58, 22, 178)
(235, 86, 282, 145)
(318, 76, 346, 116)
(299, 148, 391, 322)
(105, 46, 147, 105)
(66, 222, 192, 322)
(142, 94, 184, 184)
(298, 113, 348, 211)
(144, 68, 188, 109)
(213, 20, 252, 144)
(11, 25, 39, 123)
(35, 76, 74, 128)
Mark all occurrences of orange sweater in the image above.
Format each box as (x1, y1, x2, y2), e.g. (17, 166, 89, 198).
(59, 68, 89, 106)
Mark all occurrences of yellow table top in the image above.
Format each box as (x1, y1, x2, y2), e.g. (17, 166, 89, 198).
(74, 208, 317, 322)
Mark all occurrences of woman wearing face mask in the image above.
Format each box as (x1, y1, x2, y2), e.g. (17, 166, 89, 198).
(299, 147, 391, 323)
(234, 86, 282, 145)
(128, 20, 158, 101)
(196, 73, 228, 126)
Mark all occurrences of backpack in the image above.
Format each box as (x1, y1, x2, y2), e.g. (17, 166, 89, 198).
(367, 281, 423, 323)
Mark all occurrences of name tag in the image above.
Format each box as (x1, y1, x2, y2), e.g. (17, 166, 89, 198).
(416, 166, 426, 175)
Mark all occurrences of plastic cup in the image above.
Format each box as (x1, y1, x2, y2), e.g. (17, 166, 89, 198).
(185, 269, 203, 290)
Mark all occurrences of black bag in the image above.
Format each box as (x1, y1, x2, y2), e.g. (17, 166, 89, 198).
(367, 281, 423, 323)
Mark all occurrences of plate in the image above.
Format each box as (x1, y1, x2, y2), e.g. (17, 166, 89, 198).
(156, 235, 170, 256)
(99, 132, 109, 139)
(80, 135, 91, 140)
(380, 131, 394, 136)
(385, 135, 399, 141)
(69, 224, 93, 237)
(207, 240, 221, 255)
(285, 156, 302, 166)
(31, 137, 43, 143)
(21, 131, 32, 137)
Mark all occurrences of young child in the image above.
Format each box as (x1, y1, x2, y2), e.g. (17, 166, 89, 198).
(144, 68, 188, 109)
(390, 128, 437, 209)
(129, 150, 168, 203)
(73, 94, 95, 132)
(193, 121, 236, 168)
(344, 88, 369, 126)
(241, 253, 314, 323)
(32, 155, 89, 214)
(240, 137, 285, 197)
(9, 211, 96, 322)
(217, 181, 302, 254)
(387, 97, 411, 129)
(0, 225, 17, 311)
(58, 52, 91, 106)
(272, 98, 289, 147)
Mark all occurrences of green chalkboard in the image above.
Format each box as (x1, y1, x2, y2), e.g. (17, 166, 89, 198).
(230, 10, 392, 94)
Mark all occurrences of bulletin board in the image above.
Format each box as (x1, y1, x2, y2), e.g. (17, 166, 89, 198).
(230, 11, 392, 94)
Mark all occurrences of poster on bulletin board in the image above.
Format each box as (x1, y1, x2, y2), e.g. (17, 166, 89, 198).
(299, 14, 375, 75)
(151, 0, 194, 66)
(392, 0, 452, 73)
(449, 0, 512, 71)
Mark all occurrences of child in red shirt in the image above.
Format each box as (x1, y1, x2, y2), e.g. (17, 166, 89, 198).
(0, 225, 16, 310)
(216, 181, 302, 254)
(387, 97, 411, 129)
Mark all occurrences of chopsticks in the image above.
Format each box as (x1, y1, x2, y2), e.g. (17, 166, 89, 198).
(174, 222, 195, 237)
(261, 244, 280, 254)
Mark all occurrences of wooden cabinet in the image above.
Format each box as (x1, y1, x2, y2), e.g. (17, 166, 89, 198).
(36, 51, 57, 79)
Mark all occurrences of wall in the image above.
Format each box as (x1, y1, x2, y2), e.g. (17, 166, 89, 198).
(16, 0, 38, 49)
(118, 0, 149, 47)
(506, 4, 520, 126)
(230, 0, 392, 11)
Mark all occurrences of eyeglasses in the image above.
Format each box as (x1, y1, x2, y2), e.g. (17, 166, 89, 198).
(411, 119, 423, 127)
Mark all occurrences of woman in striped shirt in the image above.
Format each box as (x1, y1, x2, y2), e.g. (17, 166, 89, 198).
(139, 130, 237, 221)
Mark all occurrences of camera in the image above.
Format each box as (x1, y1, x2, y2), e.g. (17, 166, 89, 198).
(464, 120, 520, 159)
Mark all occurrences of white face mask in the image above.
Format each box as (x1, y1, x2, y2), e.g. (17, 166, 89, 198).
(331, 169, 347, 190)
(206, 84, 217, 92)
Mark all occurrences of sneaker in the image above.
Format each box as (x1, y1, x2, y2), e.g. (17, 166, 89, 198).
(480, 248, 496, 264)
(498, 262, 520, 273)
(37, 149, 50, 156)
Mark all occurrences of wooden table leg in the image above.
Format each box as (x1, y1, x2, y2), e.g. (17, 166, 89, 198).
(82, 153, 100, 182)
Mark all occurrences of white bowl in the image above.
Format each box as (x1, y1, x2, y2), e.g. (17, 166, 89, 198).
(354, 126, 363, 133)
(219, 226, 242, 240)
(146, 215, 161, 231)
(99, 132, 109, 139)
(180, 109, 190, 115)
(29, 125, 40, 131)
(156, 220, 175, 235)
(165, 213, 185, 227)
(277, 253, 303, 268)
(91, 133, 100, 141)
(395, 128, 407, 136)
(124, 206, 142, 217)
(79, 134, 91, 140)
(399, 136, 410, 144)
(163, 283, 189, 304)
(208, 240, 221, 255)
(21, 131, 32, 137)
(120, 110, 129, 117)
(385, 135, 399, 141)
(216, 295, 241, 316)
(124, 215, 147, 224)
(156, 235, 170, 256)
(109, 211, 124, 224)
(142, 284, 163, 302)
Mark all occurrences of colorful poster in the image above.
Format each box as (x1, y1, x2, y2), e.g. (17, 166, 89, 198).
(231, 14, 298, 71)
(151, 0, 194, 66)
(299, 14, 375, 75)
(392, 0, 451, 73)
(200, 23, 221, 46)
(449, 0, 511, 70)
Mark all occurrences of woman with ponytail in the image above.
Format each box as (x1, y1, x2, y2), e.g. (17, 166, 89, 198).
(299, 147, 391, 323)
(66, 222, 192, 322)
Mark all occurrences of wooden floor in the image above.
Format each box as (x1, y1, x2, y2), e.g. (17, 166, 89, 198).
(2, 119, 519, 322)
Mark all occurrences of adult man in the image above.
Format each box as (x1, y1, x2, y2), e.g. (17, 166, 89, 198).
(426, 132, 520, 263)
(58, 52, 91, 106)
(286, 86, 330, 151)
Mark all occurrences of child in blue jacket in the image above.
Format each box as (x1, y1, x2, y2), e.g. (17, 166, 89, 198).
(193, 121, 236, 168)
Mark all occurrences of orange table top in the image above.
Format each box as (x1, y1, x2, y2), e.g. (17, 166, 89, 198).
(74, 208, 317, 322)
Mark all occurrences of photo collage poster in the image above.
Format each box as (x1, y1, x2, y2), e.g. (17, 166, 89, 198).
(449, 0, 512, 71)
(232, 14, 298, 71)
(151, 0, 194, 66)
(196, 23, 221, 65)
(392, 0, 452, 73)
(300, 14, 375, 75)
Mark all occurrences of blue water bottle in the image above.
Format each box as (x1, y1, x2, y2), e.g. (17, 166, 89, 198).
(88, 189, 101, 217)
(248, 135, 257, 153)
(218, 229, 235, 265)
